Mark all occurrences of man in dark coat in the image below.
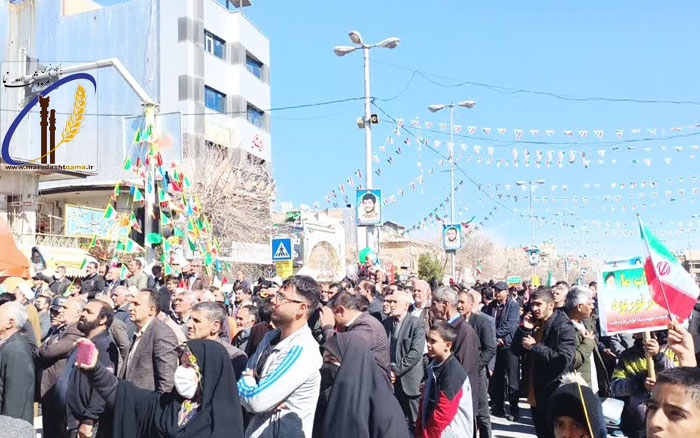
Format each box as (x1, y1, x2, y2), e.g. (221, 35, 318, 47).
(459, 289, 497, 438)
(80, 262, 106, 299)
(65, 300, 119, 437)
(49, 266, 72, 296)
(484, 280, 521, 420)
(0, 302, 35, 423)
(34, 297, 85, 438)
(382, 290, 425, 432)
(512, 288, 577, 438)
(431, 287, 481, 417)
(320, 290, 391, 384)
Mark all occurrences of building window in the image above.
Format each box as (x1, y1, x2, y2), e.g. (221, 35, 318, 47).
(205, 30, 225, 59)
(246, 53, 263, 79)
(205, 86, 226, 113)
(247, 103, 264, 128)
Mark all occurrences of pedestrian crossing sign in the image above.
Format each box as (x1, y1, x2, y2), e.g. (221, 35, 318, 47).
(271, 238, 292, 261)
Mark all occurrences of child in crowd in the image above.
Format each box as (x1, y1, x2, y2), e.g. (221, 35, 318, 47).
(416, 321, 473, 438)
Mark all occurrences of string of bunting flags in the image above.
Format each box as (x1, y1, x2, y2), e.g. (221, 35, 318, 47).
(393, 117, 700, 140)
(86, 108, 234, 284)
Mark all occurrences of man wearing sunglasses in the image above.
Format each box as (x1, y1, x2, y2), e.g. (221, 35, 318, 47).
(238, 275, 322, 438)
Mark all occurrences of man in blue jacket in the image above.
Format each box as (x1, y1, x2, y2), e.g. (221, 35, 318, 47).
(484, 281, 521, 421)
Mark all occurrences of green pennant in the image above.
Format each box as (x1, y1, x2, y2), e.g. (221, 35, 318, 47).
(89, 235, 97, 248)
(163, 239, 172, 252)
(133, 188, 144, 202)
(146, 233, 163, 245)
(120, 265, 129, 280)
(79, 258, 87, 270)
(187, 236, 196, 251)
(174, 227, 185, 238)
(164, 263, 172, 276)
(160, 211, 171, 225)
(104, 204, 116, 219)
(123, 157, 132, 170)
(132, 128, 141, 143)
(204, 252, 213, 266)
(159, 252, 166, 263)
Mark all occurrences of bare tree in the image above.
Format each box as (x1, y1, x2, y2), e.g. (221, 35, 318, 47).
(181, 134, 274, 248)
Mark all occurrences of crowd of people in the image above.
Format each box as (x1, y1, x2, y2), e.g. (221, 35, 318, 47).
(0, 258, 698, 438)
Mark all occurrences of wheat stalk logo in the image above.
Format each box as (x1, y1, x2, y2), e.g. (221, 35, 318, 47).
(58, 83, 87, 147)
(27, 83, 88, 164)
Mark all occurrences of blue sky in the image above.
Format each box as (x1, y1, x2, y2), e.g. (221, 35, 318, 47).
(245, 1, 700, 259)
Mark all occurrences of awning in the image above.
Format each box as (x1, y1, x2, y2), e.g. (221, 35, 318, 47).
(0, 217, 31, 280)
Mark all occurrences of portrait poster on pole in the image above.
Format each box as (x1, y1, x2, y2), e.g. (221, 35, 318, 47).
(356, 189, 381, 226)
(598, 261, 672, 336)
(443, 224, 462, 251)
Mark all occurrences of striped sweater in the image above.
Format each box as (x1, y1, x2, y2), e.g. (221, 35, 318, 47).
(238, 324, 322, 438)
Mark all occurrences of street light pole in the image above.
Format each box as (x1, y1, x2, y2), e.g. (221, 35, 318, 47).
(516, 179, 545, 248)
(334, 31, 400, 257)
(427, 100, 476, 280)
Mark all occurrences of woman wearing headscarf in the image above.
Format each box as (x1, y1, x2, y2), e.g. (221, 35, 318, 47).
(75, 338, 244, 438)
(314, 332, 409, 438)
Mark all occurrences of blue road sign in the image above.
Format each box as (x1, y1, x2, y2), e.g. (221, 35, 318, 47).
(271, 238, 292, 261)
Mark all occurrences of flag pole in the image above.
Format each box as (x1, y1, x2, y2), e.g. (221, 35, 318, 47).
(637, 214, 674, 321)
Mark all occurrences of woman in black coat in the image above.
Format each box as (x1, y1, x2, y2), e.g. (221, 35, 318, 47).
(75, 338, 244, 438)
(314, 332, 409, 438)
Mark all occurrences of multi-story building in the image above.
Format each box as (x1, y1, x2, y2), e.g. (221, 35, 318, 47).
(0, 0, 270, 249)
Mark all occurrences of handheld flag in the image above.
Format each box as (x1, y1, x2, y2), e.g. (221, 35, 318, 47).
(639, 215, 700, 319)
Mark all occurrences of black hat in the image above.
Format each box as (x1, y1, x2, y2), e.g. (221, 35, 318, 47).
(548, 376, 606, 438)
(50, 296, 67, 311)
(493, 281, 508, 291)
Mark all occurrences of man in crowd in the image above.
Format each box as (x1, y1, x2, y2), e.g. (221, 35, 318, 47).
(485, 281, 521, 421)
(64, 299, 119, 437)
(122, 288, 178, 392)
(81, 262, 105, 299)
(49, 266, 72, 296)
(102, 265, 124, 296)
(458, 289, 497, 438)
(431, 287, 481, 420)
(35, 294, 52, 340)
(410, 279, 432, 332)
(187, 259, 211, 290)
(320, 289, 391, 383)
(552, 281, 569, 310)
(111, 285, 135, 339)
(234, 286, 254, 308)
(172, 290, 196, 336)
(512, 288, 576, 438)
(35, 297, 84, 438)
(238, 275, 322, 438)
(0, 302, 34, 423)
(382, 289, 425, 432)
(358, 279, 383, 321)
(233, 304, 258, 352)
(565, 286, 606, 393)
(187, 301, 247, 378)
(125, 259, 148, 291)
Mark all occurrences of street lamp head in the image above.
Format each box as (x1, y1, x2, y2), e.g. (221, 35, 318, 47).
(535, 179, 545, 185)
(428, 104, 446, 113)
(376, 37, 400, 49)
(458, 100, 476, 109)
(333, 46, 357, 57)
(348, 30, 363, 45)
(515, 181, 526, 186)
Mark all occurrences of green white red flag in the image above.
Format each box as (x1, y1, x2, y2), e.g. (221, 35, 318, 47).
(639, 216, 700, 319)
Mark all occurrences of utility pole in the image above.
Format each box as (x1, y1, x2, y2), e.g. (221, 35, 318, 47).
(427, 100, 476, 280)
(334, 31, 400, 257)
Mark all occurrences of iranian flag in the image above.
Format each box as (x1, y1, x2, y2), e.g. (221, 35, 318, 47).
(639, 216, 700, 319)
